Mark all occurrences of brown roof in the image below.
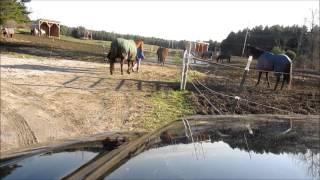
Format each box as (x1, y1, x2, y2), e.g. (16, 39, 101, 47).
(37, 19, 60, 24)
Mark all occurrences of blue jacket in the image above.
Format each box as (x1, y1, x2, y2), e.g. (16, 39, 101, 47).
(136, 48, 145, 60)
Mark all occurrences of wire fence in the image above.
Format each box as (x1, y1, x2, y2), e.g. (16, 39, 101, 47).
(187, 56, 320, 115)
(189, 65, 296, 115)
(192, 56, 319, 93)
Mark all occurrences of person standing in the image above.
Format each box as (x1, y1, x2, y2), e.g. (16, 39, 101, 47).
(134, 41, 145, 72)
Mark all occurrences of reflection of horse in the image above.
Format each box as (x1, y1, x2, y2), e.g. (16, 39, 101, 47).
(247, 45, 292, 90)
(107, 38, 143, 75)
(160, 131, 172, 144)
(216, 54, 231, 63)
(156, 47, 169, 66)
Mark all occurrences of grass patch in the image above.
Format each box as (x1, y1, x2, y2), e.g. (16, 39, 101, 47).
(188, 70, 206, 81)
(60, 35, 111, 46)
(142, 90, 196, 130)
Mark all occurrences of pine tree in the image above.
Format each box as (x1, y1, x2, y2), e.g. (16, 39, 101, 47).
(0, 0, 30, 26)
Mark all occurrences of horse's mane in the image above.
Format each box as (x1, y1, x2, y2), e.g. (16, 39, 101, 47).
(247, 45, 266, 58)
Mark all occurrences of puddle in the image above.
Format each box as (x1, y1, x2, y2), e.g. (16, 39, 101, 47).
(105, 117, 320, 179)
(106, 141, 319, 179)
(0, 136, 129, 180)
(0, 116, 318, 179)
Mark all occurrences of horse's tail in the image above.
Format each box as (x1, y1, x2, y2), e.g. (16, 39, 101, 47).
(288, 62, 293, 90)
(108, 39, 118, 61)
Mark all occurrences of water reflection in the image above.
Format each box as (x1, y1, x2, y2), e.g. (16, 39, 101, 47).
(106, 118, 320, 179)
(107, 141, 319, 179)
(0, 137, 128, 180)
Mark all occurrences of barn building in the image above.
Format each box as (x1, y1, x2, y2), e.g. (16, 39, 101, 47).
(185, 41, 209, 57)
(32, 19, 60, 38)
(195, 41, 209, 54)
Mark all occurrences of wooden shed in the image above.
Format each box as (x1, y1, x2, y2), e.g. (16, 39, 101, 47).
(195, 41, 209, 54)
(33, 19, 60, 38)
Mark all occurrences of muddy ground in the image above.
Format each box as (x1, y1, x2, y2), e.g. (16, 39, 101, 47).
(0, 55, 181, 152)
(189, 58, 320, 115)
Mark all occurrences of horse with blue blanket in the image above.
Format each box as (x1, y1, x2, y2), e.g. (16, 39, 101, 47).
(246, 45, 292, 90)
(107, 38, 144, 75)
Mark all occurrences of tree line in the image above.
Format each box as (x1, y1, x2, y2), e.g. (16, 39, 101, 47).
(220, 25, 319, 57)
(221, 24, 319, 69)
(60, 25, 192, 50)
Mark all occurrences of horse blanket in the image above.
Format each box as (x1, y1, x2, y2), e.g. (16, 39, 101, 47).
(256, 52, 292, 73)
(108, 38, 137, 61)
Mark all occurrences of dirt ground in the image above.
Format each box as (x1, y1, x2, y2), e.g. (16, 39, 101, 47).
(0, 55, 180, 152)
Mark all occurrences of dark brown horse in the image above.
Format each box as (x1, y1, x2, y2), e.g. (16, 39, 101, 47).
(156, 47, 169, 66)
(216, 54, 231, 63)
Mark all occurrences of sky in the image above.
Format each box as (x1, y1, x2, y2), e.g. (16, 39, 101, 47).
(27, 0, 319, 42)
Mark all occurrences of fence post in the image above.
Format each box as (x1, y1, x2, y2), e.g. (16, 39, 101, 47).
(183, 45, 191, 90)
(233, 56, 252, 113)
(180, 50, 187, 90)
(180, 42, 191, 90)
(239, 56, 253, 93)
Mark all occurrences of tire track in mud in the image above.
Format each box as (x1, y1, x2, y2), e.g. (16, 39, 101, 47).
(2, 101, 38, 147)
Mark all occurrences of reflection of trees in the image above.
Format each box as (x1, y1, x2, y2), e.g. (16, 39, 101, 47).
(156, 119, 319, 155)
(291, 150, 320, 178)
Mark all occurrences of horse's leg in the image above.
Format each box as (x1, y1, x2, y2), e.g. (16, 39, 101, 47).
(274, 74, 280, 90)
(280, 74, 286, 90)
(127, 60, 131, 74)
(256, 72, 262, 86)
(131, 60, 134, 72)
(266, 72, 271, 88)
(110, 61, 114, 75)
(120, 59, 124, 75)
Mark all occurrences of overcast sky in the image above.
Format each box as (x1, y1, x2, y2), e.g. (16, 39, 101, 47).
(27, 0, 319, 42)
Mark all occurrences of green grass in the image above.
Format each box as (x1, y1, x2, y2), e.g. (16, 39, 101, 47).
(60, 35, 111, 46)
(188, 70, 206, 81)
(142, 90, 196, 130)
(16, 28, 30, 34)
